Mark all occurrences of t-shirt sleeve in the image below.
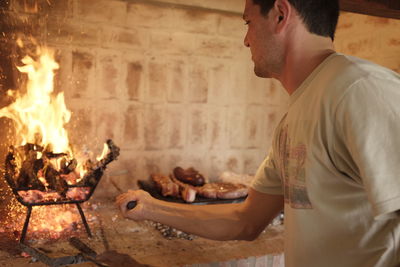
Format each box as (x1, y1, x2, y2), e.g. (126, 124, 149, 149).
(334, 75, 400, 219)
(251, 148, 283, 195)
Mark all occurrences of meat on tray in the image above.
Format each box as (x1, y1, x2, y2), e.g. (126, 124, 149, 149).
(173, 167, 205, 186)
(197, 182, 248, 200)
(150, 168, 249, 203)
(152, 173, 180, 198)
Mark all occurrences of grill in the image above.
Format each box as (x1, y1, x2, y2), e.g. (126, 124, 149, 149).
(3, 139, 120, 243)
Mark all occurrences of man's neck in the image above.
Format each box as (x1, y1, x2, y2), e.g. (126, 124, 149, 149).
(279, 34, 335, 95)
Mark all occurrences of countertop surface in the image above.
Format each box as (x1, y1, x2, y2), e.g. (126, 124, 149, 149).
(0, 201, 284, 267)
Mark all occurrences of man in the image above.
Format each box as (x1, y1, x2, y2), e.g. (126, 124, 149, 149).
(116, 0, 400, 266)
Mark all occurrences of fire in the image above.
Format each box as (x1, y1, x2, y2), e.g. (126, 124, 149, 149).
(0, 46, 71, 154)
(0, 41, 104, 241)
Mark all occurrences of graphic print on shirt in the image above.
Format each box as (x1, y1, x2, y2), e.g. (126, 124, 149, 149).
(277, 124, 312, 209)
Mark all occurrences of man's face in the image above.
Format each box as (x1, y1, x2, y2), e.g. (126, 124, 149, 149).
(243, 0, 283, 78)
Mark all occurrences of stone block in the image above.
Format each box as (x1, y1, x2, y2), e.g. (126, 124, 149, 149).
(242, 149, 265, 175)
(208, 107, 228, 149)
(187, 105, 208, 147)
(2, 12, 42, 37)
(207, 152, 226, 180)
(167, 105, 186, 149)
(101, 26, 147, 50)
(125, 59, 145, 101)
(46, 19, 99, 46)
(166, 59, 187, 103)
(227, 62, 249, 105)
(116, 151, 146, 188)
(46, 0, 72, 17)
(378, 55, 400, 73)
(166, 153, 184, 171)
(123, 103, 144, 150)
(143, 151, 167, 176)
(146, 60, 167, 103)
(207, 61, 230, 106)
(69, 49, 95, 99)
(64, 99, 95, 151)
(94, 99, 123, 148)
(127, 2, 219, 34)
(218, 13, 246, 39)
(149, 31, 195, 56)
(244, 105, 263, 149)
(127, 2, 176, 30)
(53, 47, 72, 95)
(247, 75, 270, 105)
(195, 35, 243, 58)
(172, 7, 219, 34)
(96, 51, 122, 99)
(222, 152, 242, 174)
(188, 63, 208, 103)
(336, 12, 400, 73)
(228, 106, 246, 149)
(144, 104, 167, 150)
(75, 0, 127, 26)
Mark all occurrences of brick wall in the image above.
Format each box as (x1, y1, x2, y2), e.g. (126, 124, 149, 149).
(0, 0, 289, 197)
(335, 12, 400, 73)
(0, 0, 399, 198)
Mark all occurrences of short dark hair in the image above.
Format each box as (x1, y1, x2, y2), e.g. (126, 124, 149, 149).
(252, 0, 339, 40)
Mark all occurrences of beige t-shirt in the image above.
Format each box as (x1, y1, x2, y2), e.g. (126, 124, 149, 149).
(252, 53, 400, 267)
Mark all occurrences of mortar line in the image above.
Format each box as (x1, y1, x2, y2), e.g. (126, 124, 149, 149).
(125, 0, 243, 17)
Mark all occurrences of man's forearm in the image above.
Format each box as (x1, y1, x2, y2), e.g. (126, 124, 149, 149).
(118, 188, 284, 241)
(144, 199, 252, 241)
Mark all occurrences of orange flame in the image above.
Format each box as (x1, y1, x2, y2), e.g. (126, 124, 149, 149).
(0, 46, 72, 154)
(0, 42, 102, 240)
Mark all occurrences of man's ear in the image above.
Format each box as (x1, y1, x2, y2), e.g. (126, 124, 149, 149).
(274, 0, 291, 33)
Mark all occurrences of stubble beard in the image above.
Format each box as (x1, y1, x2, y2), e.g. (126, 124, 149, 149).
(253, 44, 283, 79)
(253, 56, 281, 79)
(253, 37, 284, 78)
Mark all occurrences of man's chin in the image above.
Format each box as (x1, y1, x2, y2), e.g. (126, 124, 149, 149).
(254, 67, 269, 78)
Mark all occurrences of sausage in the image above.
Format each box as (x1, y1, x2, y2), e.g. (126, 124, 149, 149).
(173, 167, 205, 186)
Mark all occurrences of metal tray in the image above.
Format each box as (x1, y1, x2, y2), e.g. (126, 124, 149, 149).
(138, 179, 246, 205)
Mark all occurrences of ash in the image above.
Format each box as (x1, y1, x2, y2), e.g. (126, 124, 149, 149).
(149, 221, 195, 240)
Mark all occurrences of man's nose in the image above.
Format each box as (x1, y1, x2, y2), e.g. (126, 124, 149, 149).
(244, 34, 250, 47)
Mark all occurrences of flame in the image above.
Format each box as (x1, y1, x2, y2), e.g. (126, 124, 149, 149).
(96, 143, 109, 161)
(0, 46, 72, 154)
(0, 42, 99, 240)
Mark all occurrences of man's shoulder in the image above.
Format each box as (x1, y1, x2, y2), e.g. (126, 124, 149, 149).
(314, 53, 399, 98)
(328, 53, 399, 83)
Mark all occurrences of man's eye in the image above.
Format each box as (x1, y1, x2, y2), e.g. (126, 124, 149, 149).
(244, 21, 250, 25)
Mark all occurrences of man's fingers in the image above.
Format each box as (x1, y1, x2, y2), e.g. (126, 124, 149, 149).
(115, 192, 139, 215)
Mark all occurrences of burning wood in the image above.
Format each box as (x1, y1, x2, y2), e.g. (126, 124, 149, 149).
(5, 139, 120, 204)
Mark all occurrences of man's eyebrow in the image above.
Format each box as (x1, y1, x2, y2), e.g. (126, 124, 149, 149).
(242, 14, 247, 20)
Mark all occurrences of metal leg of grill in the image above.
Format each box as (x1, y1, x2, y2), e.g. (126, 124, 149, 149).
(20, 206, 32, 243)
(76, 203, 92, 238)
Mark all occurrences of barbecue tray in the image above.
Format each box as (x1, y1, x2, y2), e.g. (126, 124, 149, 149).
(138, 179, 247, 205)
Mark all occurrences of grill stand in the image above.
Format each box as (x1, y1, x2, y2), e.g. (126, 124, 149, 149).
(20, 203, 92, 244)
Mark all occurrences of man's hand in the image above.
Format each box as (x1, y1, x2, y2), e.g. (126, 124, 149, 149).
(115, 189, 153, 221)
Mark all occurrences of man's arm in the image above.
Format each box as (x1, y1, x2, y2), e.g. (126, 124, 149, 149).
(116, 188, 284, 241)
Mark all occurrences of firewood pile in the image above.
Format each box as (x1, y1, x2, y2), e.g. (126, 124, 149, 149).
(4, 139, 120, 204)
